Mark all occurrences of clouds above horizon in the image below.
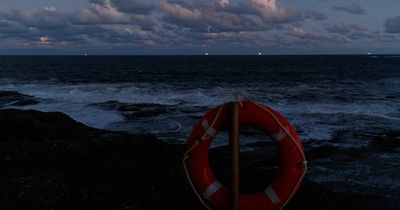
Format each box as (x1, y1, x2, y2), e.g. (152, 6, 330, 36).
(384, 16, 400, 33)
(332, 3, 366, 15)
(0, 0, 400, 54)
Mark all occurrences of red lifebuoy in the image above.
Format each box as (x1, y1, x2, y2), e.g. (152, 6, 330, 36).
(183, 100, 306, 210)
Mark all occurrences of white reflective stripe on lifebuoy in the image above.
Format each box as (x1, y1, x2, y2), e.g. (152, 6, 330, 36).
(202, 119, 217, 138)
(265, 185, 280, 204)
(202, 181, 222, 200)
(271, 129, 287, 142)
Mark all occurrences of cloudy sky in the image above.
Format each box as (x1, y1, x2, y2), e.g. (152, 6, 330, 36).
(1, 0, 400, 55)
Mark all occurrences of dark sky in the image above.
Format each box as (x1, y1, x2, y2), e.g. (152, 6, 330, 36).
(1, 0, 400, 55)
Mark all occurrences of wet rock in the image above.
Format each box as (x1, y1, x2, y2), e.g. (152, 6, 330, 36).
(372, 131, 400, 148)
(10, 99, 39, 106)
(210, 146, 279, 193)
(209, 145, 399, 210)
(239, 125, 265, 135)
(91, 101, 174, 119)
(188, 115, 202, 119)
(244, 141, 275, 148)
(180, 106, 208, 114)
(0, 91, 39, 107)
(122, 105, 169, 118)
(384, 95, 396, 99)
(0, 109, 95, 142)
(306, 144, 367, 161)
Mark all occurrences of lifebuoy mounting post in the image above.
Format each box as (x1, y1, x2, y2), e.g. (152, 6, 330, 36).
(229, 102, 240, 210)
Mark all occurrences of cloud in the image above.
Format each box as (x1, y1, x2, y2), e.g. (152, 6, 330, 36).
(160, 0, 202, 25)
(219, 0, 229, 8)
(70, 0, 154, 29)
(324, 22, 376, 42)
(326, 22, 351, 34)
(0, 0, 322, 51)
(384, 16, 400, 33)
(332, 4, 366, 15)
(289, 26, 325, 40)
(1, 0, 390, 54)
(0, 3, 158, 50)
(248, 0, 303, 24)
(0, 20, 29, 34)
(160, 0, 269, 33)
(303, 9, 327, 21)
(326, 22, 367, 35)
(109, 0, 156, 14)
(0, 7, 69, 30)
(160, 0, 306, 35)
(39, 36, 50, 45)
(349, 23, 367, 32)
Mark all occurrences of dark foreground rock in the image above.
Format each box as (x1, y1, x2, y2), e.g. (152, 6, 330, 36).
(0, 109, 398, 210)
(0, 109, 202, 210)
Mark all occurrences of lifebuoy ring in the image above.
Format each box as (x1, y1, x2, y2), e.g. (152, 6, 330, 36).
(183, 99, 306, 210)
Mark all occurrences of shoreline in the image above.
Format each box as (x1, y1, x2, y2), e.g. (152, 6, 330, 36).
(1, 108, 399, 209)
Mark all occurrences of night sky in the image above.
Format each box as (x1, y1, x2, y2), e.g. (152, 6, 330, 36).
(1, 0, 400, 55)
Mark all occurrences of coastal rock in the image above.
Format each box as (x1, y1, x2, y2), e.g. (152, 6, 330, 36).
(0, 91, 39, 107)
(0, 109, 398, 210)
(372, 131, 400, 148)
(0, 109, 94, 142)
(305, 144, 367, 161)
(0, 109, 203, 210)
(91, 101, 174, 119)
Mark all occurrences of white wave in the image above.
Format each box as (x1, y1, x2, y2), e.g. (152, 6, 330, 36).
(0, 83, 232, 107)
(0, 82, 234, 131)
(272, 102, 399, 120)
(1, 82, 399, 143)
(12, 101, 124, 129)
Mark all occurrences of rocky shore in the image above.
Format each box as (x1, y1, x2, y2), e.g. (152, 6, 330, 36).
(0, 109, 399, 210)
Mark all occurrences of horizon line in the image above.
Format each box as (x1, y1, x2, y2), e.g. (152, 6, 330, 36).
(1, 53, 399, 56)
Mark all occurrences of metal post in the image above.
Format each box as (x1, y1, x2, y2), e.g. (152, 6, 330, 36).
(229, 102, 240, 210)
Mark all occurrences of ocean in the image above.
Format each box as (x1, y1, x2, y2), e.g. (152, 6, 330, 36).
(1, 55, 400, 194)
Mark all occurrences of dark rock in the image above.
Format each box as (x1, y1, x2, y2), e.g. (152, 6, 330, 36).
(306, 144, 367, 161)
(285, 179, 341, 210)
(188, 115, 202, 119)
(0, 109, 203, 210)
(0, 109, 95, 142)
(284, 179, 400, 210)
(372, 131, 400, 148)
(0, 109, 398, 210)
(0, 91, 39, 107)
(210, 146, 279, 193)
(91, 101, 174, 119)
(244, 140, 275, 148)
(384, 95, 396, 99)
(239, 124, 266, 135)
(10, 99, 39, 106)
(386, 131, 400, 139)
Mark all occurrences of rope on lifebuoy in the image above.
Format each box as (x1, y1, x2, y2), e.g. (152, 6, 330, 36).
(244, 97, 307, 210)
(183, 101, 227, 210)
